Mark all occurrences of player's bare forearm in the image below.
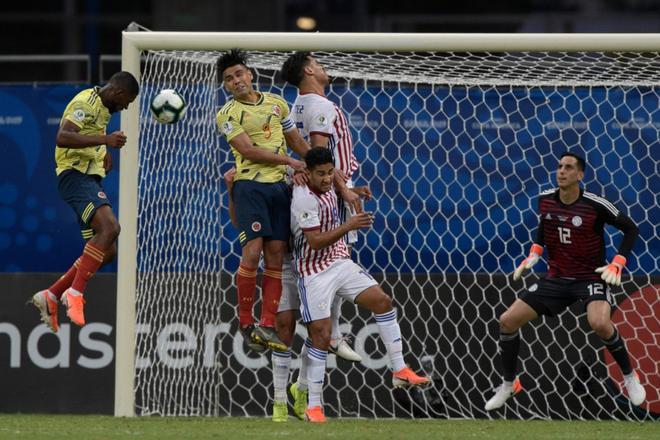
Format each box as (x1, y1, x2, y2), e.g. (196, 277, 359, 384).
(284, 129, 311, 157)
(56, 130, 109, 149)
(304, 224, 353, 250)
(223, 168, 238, 228)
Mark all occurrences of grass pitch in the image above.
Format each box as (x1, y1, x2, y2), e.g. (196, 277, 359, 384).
(0, 415, 657, 439)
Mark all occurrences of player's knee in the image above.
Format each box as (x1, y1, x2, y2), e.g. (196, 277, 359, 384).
(310, 326, 331, 350)
(499, 312, 518, 333)
(373, 293, 393, 314)
(275, 314, 295, 347)
(588, 316, 611, 337)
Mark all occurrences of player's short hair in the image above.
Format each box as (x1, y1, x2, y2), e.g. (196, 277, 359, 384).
(217, 49, 249, 78)
(108, 71, 139, 95)
(305, 146, 333, 170)
(560, 151, 586, 172)
(280, 51, 312, 87)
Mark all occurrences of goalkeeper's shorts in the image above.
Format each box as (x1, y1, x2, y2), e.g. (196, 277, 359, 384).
(519, 278, 612, 317)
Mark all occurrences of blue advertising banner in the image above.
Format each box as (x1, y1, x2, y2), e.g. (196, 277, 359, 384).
(0, 85, 120, 272)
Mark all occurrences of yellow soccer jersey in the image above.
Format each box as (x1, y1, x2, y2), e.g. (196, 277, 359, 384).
(216, 92, 295, 183)
(55, 87, 111, 177)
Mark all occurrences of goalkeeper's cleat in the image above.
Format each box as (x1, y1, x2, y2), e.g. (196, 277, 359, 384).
(329, 335, 362, 362)
(304, 406, 327, 423)
(484, 377, 523, 411)
(623, 371, 646, 406)
(595, 254, 627, 286)
(241, 325, 267, 353)
(392, 366, 431, 388)
(29, 290, 59, 332)
(271, 401, 288, 422)
(251, 325, 288, 352)
(62, 288, 85, 327)
(513, 243, 543, 281)
(289, 382, 308, 420)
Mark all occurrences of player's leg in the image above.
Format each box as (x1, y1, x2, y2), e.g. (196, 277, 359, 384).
(328, 295, 361, 362)
(271, 265, 299, 422)
(586, 296, 645, 405)
(483, 298, 537, 410)
(304, 317, 331, 422)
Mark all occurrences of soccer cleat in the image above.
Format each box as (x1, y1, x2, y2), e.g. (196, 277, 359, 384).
(289, 382, 308, 420)
(392, 366, 432, 388)
(484, 378, 523, 411)
(29, 290, 59, 332)
(623, 371, 646, 406)
(250, 325, 288, 352)
(329, 335, 362, 363)
(241, 325, 267, 353)
(62, 288, 86, 327)
(271, 401, 288, 422)
(304, 406, 327, 423)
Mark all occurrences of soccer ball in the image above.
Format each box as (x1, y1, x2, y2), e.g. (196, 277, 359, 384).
(150, 89, 186, 124)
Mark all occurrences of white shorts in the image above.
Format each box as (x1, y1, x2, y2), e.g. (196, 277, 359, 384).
(298, 258, 378, 323)
(277, 257, 299, 313)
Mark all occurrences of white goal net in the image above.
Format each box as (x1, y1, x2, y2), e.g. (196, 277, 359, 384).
(127, 39, 659, 420)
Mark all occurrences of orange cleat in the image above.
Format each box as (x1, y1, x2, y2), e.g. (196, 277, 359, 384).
(63, 288, 86, 326)
(392, 366, 432, 388)
(30, 290, 59, 332)
(304, 406, 327, 423)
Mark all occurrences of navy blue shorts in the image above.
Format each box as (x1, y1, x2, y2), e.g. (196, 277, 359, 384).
(519, 278, 613, 317)
(58, 169, 111, 240)
(232, 180, 290, 245)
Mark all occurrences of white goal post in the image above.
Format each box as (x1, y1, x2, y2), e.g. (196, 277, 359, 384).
(117, 32, 660, 418)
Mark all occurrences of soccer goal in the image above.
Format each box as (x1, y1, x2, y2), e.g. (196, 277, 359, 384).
(117, 31, 659, 419)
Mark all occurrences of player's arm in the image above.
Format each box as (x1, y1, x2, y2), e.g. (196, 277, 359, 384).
(229, 132, 305, 171)
(512, 200, 545, 281)
(309, 132, 363, 213)
(595, 211, 639, 286)
(223, 167, 238, 228)
(304, 211, 374, 251)
(56, 120, 127, 149)
(283, 127, 311, 159)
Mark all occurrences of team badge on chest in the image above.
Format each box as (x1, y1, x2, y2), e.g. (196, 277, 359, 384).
(572, 216, 582, 227)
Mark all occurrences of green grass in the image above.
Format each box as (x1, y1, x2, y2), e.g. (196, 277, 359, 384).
(0, 415, 657, 439)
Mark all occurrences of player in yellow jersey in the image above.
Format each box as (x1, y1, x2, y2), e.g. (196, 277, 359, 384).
(216, 49, 311, 352)
(30, 71, 139, 331)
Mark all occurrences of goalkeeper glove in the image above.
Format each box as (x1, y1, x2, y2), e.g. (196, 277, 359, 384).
(595, 255, 627, 286)
(513, 244, 543, 281)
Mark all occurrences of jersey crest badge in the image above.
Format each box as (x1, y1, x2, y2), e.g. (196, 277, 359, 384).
(572, 216, 582, 227)
(251, 222, 262, 232)
(97, 191, 107, 199)
(272, 105, 281, 116)
(72, 109, 86, 122)
(221, 121, 233, 136)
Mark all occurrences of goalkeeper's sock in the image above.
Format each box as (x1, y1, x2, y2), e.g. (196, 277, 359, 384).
(375, 309, 405, 372)
(236, 264, 257, 328)
(601, 328, 632, 375)
(307, 346, 327, 408)
(330, 297, 342, 341)
(296, 338, 312, 391)
(500, 330, 521, 382)
(48, 258, 80, 299)
(272, 349, 291, 403)
(259, 266, 282, 328)
(71, 243, 104, 293)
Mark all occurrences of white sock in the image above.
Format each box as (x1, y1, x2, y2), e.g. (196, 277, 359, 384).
(375, 309, 405, 372)
(296, 338, 311, 391)
(330, 297, 342, 342)
(272, 350, 291, 403)
(306, 346, 327, 408)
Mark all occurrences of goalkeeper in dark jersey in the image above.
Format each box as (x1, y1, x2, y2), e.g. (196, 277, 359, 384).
(485, 152, 646, 411)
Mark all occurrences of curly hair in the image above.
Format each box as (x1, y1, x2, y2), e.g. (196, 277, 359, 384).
(280, 51, 312, 87)
(217, 48, 249, 78)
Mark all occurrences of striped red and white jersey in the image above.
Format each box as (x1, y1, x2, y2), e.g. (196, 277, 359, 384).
(291, 184, 349, 277)
(291, 92, 359, 181)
